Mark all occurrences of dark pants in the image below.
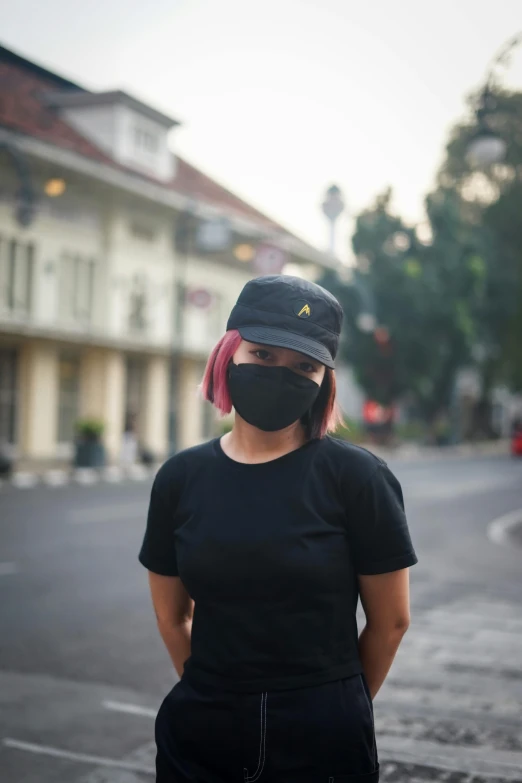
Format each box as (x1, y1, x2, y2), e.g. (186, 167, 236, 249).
(155, 672, 380, 782)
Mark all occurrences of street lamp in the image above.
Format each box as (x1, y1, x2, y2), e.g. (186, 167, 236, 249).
(467, 32, 522, 167)
(321, 188, 380, 332)
(321, 184, 345, 256)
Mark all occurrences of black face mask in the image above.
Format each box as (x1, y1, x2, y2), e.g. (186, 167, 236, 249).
(227, 363, 321, 432)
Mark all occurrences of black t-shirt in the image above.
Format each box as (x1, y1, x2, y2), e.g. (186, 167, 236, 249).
(138, 435, 418, 693)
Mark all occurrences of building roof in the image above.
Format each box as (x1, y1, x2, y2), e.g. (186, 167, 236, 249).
(0, 44, 297, 237)
(0, 53, 115, 163)
(42, 89, 180, 129)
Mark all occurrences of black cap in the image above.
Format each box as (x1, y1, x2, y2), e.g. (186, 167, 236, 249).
(226, 275, 343, 369)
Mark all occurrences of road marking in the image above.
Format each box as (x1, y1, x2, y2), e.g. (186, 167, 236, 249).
(102, 700, 157, 718)
(2, 738, 154, 776)
(0, 562, 18, 576)
(68, 502, 146, 524)
(487, 507, 522, 548)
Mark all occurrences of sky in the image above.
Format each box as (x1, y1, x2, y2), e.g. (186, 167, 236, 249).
(2, 0, 522, 259)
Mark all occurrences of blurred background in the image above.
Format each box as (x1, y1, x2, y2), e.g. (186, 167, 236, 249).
(1, 2, 522, 472)
(1, 3, 522, 783)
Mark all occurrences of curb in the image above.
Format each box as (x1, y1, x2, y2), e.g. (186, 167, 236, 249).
(2, 464, 161, 491)
(365, 439, 511, 462)
(1, 439, 514, 489)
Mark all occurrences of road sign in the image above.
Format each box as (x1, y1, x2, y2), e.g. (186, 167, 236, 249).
(253, 244, 287, 275)
(187, 288, 213, 309)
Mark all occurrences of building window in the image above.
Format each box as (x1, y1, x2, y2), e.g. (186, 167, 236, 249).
(125, 357, 145, 440)
(175, 282, 186, 340)
(57, 356, 80, 443)
(129, 220, 157, 242)
(210, 292, 223, 341)
(128, 276, 148, 334)
(0, 348, 18, 444)
(202, 399, 215, 440)
(59, 253, 96, 323)
(0, 235, 34, 316)
(134, 127, 158, 154)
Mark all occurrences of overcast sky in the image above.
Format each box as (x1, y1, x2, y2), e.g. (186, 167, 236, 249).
(2, 0, 522, 257)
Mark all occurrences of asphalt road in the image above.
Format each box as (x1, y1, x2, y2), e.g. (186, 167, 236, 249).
(1, 453, 522, 783)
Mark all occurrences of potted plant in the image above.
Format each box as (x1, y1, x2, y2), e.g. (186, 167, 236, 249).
(0, 439, 13, 477)
(74, 417, 107, 468)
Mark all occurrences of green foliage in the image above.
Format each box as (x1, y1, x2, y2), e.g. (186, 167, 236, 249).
(218, 418, 233, 435)
(320, 189, 473, 422)
(437, 86, 522, 391)
(320, 85, 522, 427)
(75, 417, 105, 439)
(332, 417, 366, 444)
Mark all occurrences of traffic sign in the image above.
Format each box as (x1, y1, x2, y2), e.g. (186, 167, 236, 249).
(253, 244, 287, 275)
(187, 288, 213, 309)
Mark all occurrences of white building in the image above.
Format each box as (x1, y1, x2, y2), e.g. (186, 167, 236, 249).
(0, 45, 335, 467)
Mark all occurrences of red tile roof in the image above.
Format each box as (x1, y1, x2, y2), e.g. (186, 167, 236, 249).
(172, 157, 278, 228)
(0, 47, 283, 232)
(0, 61, 114, 164)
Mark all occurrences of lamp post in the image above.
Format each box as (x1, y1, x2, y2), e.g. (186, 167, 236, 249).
(467, 32, 522, 167)
(321, 185, 345, 256)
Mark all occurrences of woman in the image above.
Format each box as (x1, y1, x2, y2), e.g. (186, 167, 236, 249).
(139, 274, 418, 783)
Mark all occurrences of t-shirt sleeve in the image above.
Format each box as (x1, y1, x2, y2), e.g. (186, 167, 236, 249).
(138, 458, 184, 577)
(347, 461, 418, 575)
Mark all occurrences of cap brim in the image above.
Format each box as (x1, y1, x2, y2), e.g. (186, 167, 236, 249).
(238, 326, 335, 369)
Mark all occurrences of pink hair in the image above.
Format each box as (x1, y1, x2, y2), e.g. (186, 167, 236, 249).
(201, 329, 343, 438)
(317, 369, 344, 439)
(201, 329, 242, 414)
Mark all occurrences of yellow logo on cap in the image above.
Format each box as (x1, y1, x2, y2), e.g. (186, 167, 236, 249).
(298, 303, 311, 318)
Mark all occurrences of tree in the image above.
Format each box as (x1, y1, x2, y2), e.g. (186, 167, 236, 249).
(320, 189, 476, 429)
(437, 86, 522, 393)
(321, 86, 522, 437)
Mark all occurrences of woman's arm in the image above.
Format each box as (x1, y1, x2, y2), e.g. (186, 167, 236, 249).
(147, 572, 195, 679)
(357, 568, 412, 700)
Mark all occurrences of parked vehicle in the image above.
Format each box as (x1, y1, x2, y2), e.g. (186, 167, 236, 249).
(511, 417, 522, 457)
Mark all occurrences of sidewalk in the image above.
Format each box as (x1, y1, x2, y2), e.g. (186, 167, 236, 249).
(0, 462, 161, 490)
(364, 438, 511, 462)
(1, 439, 513, 491)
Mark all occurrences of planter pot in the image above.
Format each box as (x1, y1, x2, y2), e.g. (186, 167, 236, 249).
(74, 439, 106, 468)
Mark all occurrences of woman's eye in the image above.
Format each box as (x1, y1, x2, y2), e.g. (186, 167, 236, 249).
(299, 363, 316, 373)
(254, 350, 271, 360)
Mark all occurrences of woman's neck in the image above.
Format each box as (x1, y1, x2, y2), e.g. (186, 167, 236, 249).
(221, 416, 308, 464)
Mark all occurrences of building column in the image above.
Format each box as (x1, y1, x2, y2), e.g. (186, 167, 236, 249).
(19, 341, 59, 459)
(80, 348, 125, 463)
(142, 355, 169, 459)
(178, 357, 203, 450)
